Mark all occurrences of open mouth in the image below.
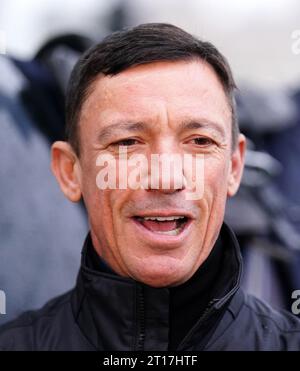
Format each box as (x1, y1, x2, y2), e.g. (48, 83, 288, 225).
(134, 215, 189, 236)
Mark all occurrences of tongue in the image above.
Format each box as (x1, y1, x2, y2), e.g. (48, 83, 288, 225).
(141, 220, 177, 232)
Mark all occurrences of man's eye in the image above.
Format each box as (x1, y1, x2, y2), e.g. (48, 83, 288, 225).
(192, 137, 214, 146)
(112, 139, 139, 146)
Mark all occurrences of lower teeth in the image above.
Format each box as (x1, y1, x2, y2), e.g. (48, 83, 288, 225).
(155, 227, 182, 236)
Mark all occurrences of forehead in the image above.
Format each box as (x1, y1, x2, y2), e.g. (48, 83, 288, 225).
(80, 60, 231, 132)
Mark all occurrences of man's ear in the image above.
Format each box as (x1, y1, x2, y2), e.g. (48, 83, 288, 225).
(227, 134, 246, 197)
(51, 141, 82, 202)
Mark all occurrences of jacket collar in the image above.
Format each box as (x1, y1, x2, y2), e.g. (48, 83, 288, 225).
(71, 223, 243, 351)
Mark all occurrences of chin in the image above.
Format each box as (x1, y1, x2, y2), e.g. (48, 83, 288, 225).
(129, 258, 193, 288)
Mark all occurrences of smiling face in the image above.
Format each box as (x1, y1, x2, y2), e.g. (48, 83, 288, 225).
(52, 59, 245, 287)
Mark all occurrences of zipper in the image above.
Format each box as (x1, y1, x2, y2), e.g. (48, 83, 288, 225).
(197, 299, 218, 323)
(177, 298, 219, 350)
(177, 283, 241, 350)
(135, 285, 145, 351)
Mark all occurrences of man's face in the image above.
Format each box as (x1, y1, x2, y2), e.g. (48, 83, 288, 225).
(54, 60, 245, 287)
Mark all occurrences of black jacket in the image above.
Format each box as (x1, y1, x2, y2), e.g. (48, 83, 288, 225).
(1, 224, 300, 351)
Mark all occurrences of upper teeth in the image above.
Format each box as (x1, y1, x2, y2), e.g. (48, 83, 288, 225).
(142, 216, 185, 221)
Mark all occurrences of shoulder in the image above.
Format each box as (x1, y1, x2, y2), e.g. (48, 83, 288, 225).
(0, 291, 73, 351)
(209, 289, 300, 351)
(235, 290, 300, 350)
(244, 292, 300, 331)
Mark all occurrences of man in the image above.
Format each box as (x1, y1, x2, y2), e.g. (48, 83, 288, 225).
(1, 23, 300, 351)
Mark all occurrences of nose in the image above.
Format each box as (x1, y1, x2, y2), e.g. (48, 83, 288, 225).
(146, 140, 187, 194)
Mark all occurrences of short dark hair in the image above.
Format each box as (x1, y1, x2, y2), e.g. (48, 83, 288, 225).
(65, 23, 239, 154)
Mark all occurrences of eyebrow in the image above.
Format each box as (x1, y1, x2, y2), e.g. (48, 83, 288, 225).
(96, 118, 226, 142)
(179, 120, 226, 139)
(97, 122, 148, 142)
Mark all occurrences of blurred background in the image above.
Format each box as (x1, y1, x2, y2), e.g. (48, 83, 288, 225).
(0, 0, 300, 324)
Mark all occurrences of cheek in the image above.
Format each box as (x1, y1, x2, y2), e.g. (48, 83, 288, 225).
(83, 188, 120, 252)
(204, 156, 230, 195)
(87, 188, 132, 235)
(81, 153, 133, 224)
(197, 156, 230, 217)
